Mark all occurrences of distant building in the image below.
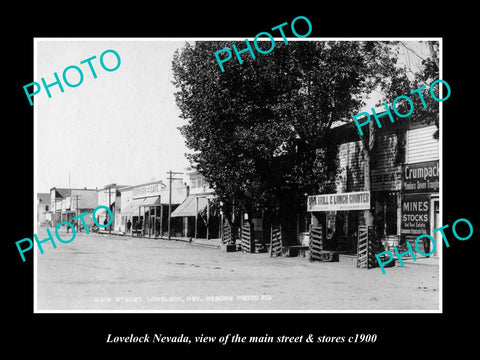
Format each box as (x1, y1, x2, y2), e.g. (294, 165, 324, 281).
(119, 179, 188, 237)
(96, 184, 130, 232)
(37, 193, 51, 226)
(49, 187, 98, 229)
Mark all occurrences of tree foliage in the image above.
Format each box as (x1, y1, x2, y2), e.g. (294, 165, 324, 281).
(172, 40, 402, 219)
(375, 41, 440, 138)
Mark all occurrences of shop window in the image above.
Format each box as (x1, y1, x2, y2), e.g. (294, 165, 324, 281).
(191, 177, 205, 188)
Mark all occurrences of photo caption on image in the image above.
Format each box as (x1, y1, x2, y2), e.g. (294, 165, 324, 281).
(106, 333, 378, 344)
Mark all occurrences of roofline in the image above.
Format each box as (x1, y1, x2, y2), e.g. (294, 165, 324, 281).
(101, 184, 131, 190)
(50, 187, 98, 191)
(118, 180, 167, 192)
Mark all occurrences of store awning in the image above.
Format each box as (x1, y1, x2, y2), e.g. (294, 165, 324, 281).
(171, 195, 207, 217)
(121, 198, 144, 216)
(140, 196, 161, 207)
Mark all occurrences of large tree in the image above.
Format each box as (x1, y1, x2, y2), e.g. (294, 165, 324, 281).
(172, 40, 399, 239)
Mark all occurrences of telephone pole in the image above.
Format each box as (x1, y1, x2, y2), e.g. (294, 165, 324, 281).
(104, 183, 116, 235)
(71, 194, 81, 230)
(167, 171, 183, 240)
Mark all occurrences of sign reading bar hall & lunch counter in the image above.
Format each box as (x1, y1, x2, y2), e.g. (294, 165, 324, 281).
(307, 191, 370, 212)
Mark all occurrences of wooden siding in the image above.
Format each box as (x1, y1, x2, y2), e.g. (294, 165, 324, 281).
(406, 125, 439, 164)
(331, 125, 437, 193)
(335, 141, 365, 192)
(371, 132, 402, 191)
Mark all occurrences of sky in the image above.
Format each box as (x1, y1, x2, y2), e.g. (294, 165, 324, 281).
(35, 39, 435, 194)
(35, 39, 191, 193)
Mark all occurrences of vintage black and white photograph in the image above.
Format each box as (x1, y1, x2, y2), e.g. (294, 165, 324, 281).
(34, 38, 442, 312)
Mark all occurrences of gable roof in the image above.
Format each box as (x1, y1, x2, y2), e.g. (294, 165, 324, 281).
(53, 188, 71, 198)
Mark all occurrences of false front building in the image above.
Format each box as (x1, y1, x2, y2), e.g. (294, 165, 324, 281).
(119, 179, 188, 237)
(49, 187, 98, 230)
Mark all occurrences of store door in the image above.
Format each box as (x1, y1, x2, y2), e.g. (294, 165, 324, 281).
(150, 215, 155, 237)
(432, 199, 440, 257)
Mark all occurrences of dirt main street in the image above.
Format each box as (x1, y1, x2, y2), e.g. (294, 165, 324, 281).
(35, 228, 440, 311)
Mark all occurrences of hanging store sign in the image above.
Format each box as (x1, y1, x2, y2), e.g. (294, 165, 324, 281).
(402, 160, 439, 193)
(307, 191, 370, 212)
